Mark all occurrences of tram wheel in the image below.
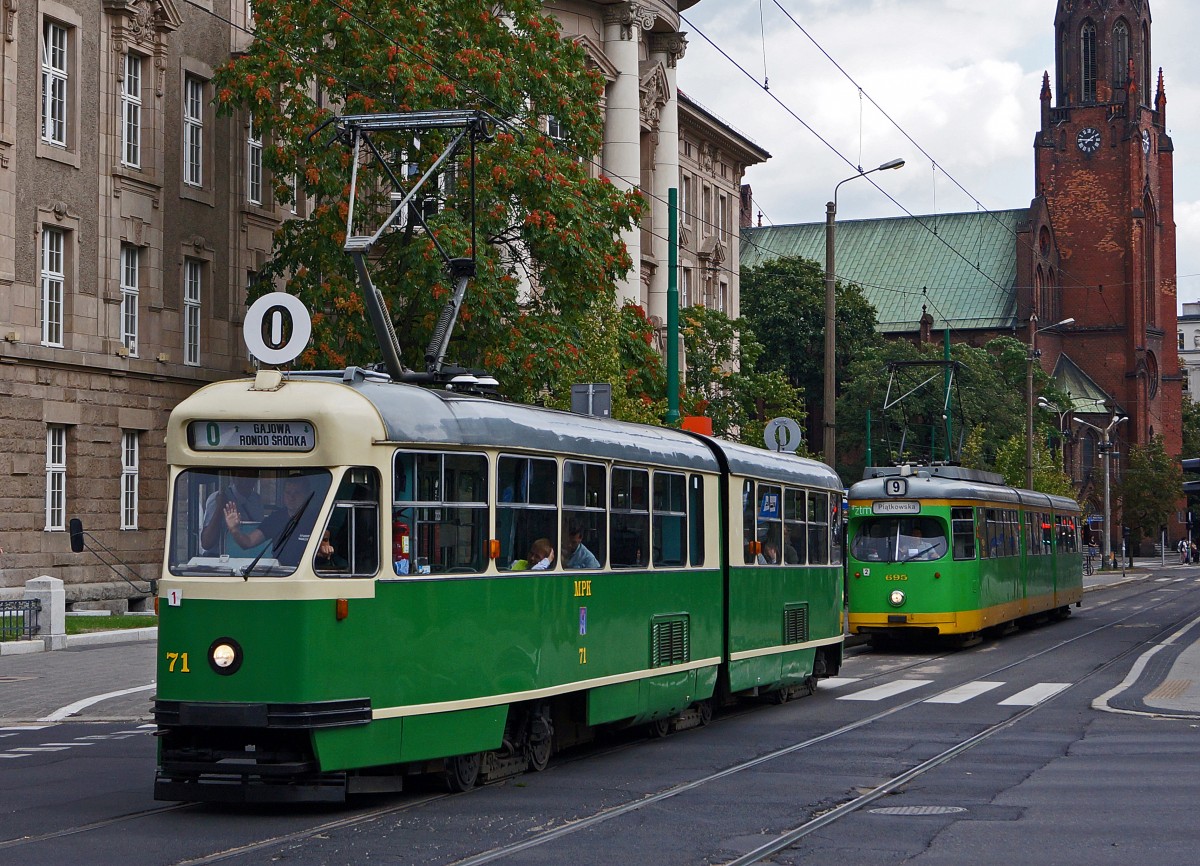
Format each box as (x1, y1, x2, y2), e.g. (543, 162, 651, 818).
(697, 699, 714, 726)
(649, 717, 673, 738)
(446, 752, 481, 792)
(769, 688, 790, 705)
(527, 734, 552, 772)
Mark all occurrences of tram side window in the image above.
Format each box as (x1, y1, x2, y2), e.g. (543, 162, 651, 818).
(653, 471, 688, 567)
(498, 455, 558, 571)
(742, 480, 756, 564)
(1042, 513, 1055, 551)
(1025, 512, 1041, 557)
(316, 467, 380, 577)
(752, 483, 784, 565)
(984, 508, 1019, 558)
(951, 507, 976, 560)
(611, 466, 648, 568)
(563, 460, 605, 569)
(393, 451, 489, 576)
(689, 474, 705, 567)
(1056, 515, 1079, 552)
(807, 491, 830, 565)
(784, 488, 806, 564)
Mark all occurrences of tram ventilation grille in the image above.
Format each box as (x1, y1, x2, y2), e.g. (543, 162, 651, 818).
(651, 616, 690, 667)
(784, 604, 809, 644)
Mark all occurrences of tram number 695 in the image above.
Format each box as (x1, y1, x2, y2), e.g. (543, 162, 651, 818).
(165, 651, 191, 673)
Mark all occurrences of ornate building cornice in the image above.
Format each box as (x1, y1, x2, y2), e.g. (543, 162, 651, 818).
(603, 2, 658, 41)
(648, 32, 687, 68)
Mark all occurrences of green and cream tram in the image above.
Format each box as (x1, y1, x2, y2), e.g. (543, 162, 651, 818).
(153, 367, 845, 802)
(846, 465, 1083, 645)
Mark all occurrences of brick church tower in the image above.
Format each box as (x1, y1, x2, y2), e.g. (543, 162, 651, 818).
(1034, 0, 1179, 455)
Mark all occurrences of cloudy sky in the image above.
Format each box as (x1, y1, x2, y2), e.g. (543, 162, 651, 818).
(677, 0, 1200, 311)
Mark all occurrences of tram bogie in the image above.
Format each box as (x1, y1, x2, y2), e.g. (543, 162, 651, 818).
(845, 465, 1084, 646)
(153, 369, 845, 802)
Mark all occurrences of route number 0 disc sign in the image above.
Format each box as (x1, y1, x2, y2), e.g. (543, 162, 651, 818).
(243, 292, 312, 366)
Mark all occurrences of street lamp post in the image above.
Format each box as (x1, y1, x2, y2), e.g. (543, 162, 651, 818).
(824, 158, 905, 466)
(1074, 413, 1127, 570)
(1036, 396, 1074, 475)
(1025, 315, 1075, 489)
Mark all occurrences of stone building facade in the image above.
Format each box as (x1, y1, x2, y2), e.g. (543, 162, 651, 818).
(1, 0, 305, 606)
(1, 0, 763, 605)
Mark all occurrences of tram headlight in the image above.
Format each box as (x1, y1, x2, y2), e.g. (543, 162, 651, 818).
(888, 589, 906, 607)
(208, 637, 243, 675)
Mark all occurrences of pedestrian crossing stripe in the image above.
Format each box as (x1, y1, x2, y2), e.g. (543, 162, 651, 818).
(925, 681, 1005, 704)
(821, 678, 1073, 707)
(837, 680, 934, 701)
(998, 682, 1071, 705)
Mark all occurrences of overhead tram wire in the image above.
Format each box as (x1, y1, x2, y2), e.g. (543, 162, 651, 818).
(763, 0, 1125, 305)
(679, 13, 1019, 338)
(189, 0, 1101, 334)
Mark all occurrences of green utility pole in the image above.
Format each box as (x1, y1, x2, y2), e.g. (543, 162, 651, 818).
(943, 329, 952, 462)
(666, 187, 680, 425)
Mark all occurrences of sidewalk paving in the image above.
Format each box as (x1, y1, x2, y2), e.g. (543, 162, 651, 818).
(0, 558, 1193, 725)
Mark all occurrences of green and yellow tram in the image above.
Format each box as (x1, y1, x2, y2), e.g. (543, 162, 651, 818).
(846, 465, 1083, 645)
(153, 367, 845, 802)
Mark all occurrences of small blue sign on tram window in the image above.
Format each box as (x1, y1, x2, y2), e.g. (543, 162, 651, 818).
(759, 492, 780, 519)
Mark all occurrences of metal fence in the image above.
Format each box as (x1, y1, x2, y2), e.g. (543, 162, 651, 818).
(0, 599, 41, 641)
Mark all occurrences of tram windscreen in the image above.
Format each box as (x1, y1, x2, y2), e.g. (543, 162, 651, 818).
(851, 516, 948, 563)
(168, 468, 332, 576)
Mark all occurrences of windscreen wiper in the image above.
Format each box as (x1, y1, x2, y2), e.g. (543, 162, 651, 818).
(241, 493, 314, 579)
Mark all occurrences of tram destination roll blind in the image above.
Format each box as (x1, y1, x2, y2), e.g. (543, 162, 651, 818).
(189, 420, 316, 452)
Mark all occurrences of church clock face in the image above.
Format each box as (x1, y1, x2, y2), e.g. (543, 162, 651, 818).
(1077, 127, 1101, 154)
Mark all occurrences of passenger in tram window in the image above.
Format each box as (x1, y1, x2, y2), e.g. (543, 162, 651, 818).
(757, 535, 780, 565)
(564, 523, 600, 569)
(528, 537, 555, 571)
(201, 471, 264, 556)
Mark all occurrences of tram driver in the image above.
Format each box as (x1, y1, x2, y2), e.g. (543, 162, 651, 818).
(223, 475, 333, 566)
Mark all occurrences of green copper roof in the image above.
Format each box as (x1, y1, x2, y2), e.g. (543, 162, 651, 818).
(742, 210, 1025, 334)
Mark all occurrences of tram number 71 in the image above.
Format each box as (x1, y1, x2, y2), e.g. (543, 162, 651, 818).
(165, 651, 191, 673)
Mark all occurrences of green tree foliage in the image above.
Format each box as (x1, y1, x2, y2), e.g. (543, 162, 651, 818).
(1182, 396, 1200, 460)
(739, 256, 879, 443)
(215, 0, 647, 411)
(993, 434, 1076, 497)
(1117, 435, 1183, 543)
(680, 305, 806, 446)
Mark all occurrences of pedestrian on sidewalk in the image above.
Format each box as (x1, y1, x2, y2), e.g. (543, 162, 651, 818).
(1179, 539, 1188, 564)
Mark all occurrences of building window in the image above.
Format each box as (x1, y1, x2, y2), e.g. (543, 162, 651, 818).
(682, 267, 692, 307)
(1179, 332, 1185, 351)
(40, 226, 65, 347)
(718, 192, 729, 241)
(702, 184, 712, 236)
(45, 425, 66, 531)
(41, 21, 68, 146)
(121, 53, 142, 167)
(680, 174, 692, 225)
(718, 280, 728, 314)
(247, 118, 263, 204)
(121, 431, 139, 530)
(1112, 20, 1130, 89)
(183, 75, 204, 187)
(1081, 21, 1097, 103)
(184, 258, 202, 365)
(120, 244, 139, 355)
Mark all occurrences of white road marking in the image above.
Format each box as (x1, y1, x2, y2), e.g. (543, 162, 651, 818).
(998, 682, 1072, 706)
(838, 680, 933, 701)
(39, 683, 154, 723)
(819, 677, 861, 690)
(925, 681, 1006, 704)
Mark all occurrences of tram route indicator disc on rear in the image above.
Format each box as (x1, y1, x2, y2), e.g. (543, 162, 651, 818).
(764, 417, 802, 453)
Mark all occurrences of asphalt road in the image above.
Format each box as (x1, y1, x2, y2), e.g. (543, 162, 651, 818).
(2, 569, 1199, 865)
